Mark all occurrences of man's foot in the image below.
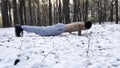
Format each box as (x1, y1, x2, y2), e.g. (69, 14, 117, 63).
(15, 24, 23, 37)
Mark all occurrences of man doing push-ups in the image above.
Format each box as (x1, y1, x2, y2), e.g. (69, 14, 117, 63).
(15, 21, 92, 37)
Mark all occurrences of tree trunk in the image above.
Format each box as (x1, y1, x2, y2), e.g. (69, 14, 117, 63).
(13, 0, 19, 25)
(8, 0, 12, 26)
(85, 0, 89, 23)
(49, 0, 52, 25)
(58, 0, 62, 23)
(103, 0, 107, 22)
(97, 0, 102, 24)
(37, 1, 41, 26)
(78, 1, 82, 21)
(73, 0, 77, 22)
(23, 1, 27, 25)
(1, 0, 9, 27)
(115, 0, 118, 24)
(29, 0, 33, 25)
(63, 0, 70, 24)
(19, 0, 24, 25)
(82, 0, 85, 22)
(110, 0, 114, 22)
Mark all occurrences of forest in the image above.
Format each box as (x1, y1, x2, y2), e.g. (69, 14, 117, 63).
(0, 0, 120, 27)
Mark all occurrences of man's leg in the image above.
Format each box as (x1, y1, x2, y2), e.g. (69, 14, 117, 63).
(15, 25, 45, 37)
(15, 23, 65, 37)
(42, 23, 65, 36)
(22, 25, 47, 36)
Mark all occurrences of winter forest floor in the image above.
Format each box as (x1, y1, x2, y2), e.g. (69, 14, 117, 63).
(0, 23, 120, 68)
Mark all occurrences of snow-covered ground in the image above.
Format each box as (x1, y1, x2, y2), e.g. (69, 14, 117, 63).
(0, 23, 120, 68)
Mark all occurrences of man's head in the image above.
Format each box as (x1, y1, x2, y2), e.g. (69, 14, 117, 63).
(85, 21, 92, 29)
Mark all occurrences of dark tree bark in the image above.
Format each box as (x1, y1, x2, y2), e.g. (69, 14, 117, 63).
(29, 0, 33, 25)
(100, 1, 103, 23)
(55, 0, 59, 24)
(73, 0, 81, 22)
(8, 0, 12, 26)
(85, 0, 89, 23)
(78, 1, 82, 21)
(32, 2, 37, 25)
(49, 0, 52, 25)
(73, 0, 77, 22)
(23, 1, 27, 25)
(110, 0, 114, 22)
(13, 0, 19, 25)
(19, 0, 25, 25)
(115, 0, 118, 24)
(103, 0, 107, 22)
(97, 0, 102, 24)
(53, 4, 56, 24)
(1, 0, 9, 27)
(58, 0, 62, 23)
(82, 0, 85, 21)
(37, 1, 41, 26)
(91, 0, 94, 18)
(63, 0, 70, 24)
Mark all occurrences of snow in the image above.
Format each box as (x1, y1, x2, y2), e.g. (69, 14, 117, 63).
(0, 23, 120, 68)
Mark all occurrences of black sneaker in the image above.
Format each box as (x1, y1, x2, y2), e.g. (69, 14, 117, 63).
(15, 24, 23, 37)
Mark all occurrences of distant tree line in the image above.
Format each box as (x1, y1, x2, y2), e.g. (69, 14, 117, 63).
(0, 0, 120, 27)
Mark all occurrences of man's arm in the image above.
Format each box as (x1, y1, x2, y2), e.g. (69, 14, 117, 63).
(78, 25, 81, 36)
(77, 22, 86, 36)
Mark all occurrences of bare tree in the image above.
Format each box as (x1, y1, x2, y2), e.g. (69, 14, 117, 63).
(63, 0, 70, 24)
(103, 0, 107, 22)
(109, 0, 114, 22)
(115, 0, 118, 24)
(1, 0, 10, 27)
(19, 0, 26, 25)
(13, 0, 19, 25)
(49, 0, 52, 25)
(58, 0, 62, 23)
(96, 0, 102, 24)
(82, 0, 85, 21)
(85, 0, 89, 23)
(28, 0, 33, 25)
(8, 0, 12, 26)
(34, 0, 41, 26)
(73, 0, 80, 22)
